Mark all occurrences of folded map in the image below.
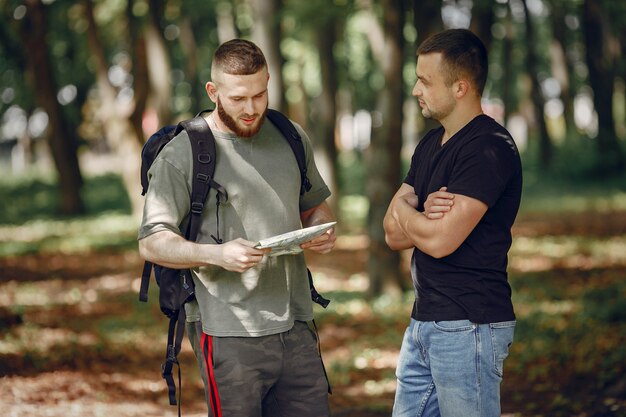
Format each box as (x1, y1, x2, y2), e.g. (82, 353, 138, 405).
(255, 222, 337, 256)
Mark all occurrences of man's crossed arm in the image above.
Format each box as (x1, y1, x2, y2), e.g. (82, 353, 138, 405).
(383, 184, 487, 258)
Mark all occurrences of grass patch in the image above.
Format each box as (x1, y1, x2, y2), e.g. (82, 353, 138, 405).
(520, 171, 626, 214)
(0, 173, 136, 257)
(0, 173, 131, 225)
(0, 214, 139, 257)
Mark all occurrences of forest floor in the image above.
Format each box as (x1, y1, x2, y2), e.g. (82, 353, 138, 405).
(1, 210, 626, 416)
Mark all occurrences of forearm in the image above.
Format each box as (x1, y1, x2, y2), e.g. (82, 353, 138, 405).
(390, 200, 448, 258)
(299, 201, 336, 254)
(138, 230, 219, 269)
(300, 201, 335, 227)
(391, 193, 487, 258)
(383, 210, 415, 250)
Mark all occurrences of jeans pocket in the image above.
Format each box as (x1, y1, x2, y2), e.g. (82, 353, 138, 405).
(433, 319, 475, 332)
(489, 320, 515, 377)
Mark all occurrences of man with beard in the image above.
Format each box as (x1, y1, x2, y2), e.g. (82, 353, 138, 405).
(138, 39, 335, 417)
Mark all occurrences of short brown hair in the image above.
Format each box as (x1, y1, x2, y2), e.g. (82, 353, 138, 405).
(211, 39, 267, 77)
(417, 29, 488, 95)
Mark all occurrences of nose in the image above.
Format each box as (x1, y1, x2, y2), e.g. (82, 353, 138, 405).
(412, 83, 421, 97)
(243, 99, 255, 115)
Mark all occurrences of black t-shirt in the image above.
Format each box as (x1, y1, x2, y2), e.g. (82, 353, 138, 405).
(403, 115, 522, 324)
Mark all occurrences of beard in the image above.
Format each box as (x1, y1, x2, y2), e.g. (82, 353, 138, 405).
(217, 97, 268, 138)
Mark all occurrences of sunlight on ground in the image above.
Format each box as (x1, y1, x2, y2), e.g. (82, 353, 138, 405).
(0, 272, 137, 308)
(510, 235, 626, 272)
(354, 348, 399, 370)
(0, 371, 206, 417)
(0, 213, 137, 256)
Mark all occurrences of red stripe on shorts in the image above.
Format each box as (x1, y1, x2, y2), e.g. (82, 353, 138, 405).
(201, 333, 222, 417)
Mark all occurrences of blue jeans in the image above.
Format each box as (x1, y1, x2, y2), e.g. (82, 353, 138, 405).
(392, 319, 515, 417)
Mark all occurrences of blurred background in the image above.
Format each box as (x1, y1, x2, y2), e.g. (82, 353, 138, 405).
(0, 0, 625, 416)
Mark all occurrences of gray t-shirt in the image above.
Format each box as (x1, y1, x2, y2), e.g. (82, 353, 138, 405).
(138, 117, 331, 337)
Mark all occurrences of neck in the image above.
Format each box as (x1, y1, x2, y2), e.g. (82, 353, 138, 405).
(205, 112, 226, 133)
(439, 102, 483, 145)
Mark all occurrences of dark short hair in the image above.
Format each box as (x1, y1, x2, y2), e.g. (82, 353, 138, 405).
(417, 29, 488, 95)
(212, 39, 267, 76)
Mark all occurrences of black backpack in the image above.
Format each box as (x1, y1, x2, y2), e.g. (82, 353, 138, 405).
(138, 109, 330, 412)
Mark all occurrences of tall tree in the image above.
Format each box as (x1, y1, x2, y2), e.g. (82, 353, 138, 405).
(215, 0, 238, 43)
(366, 0, 407, 296)
(146, 0, 172, 125)
(311, 5, 341, 212)
(500, 2, 516, 123)
(412, 0, 443, 42)
(178, 16, 202, 109)
(127, 0, 150, 144)
(549, 0, 577, 140)
(582, 0, 625, 174)
(521, 0, 553, 168)
(412, 0, 443, 134)
(470, 0, 495, 51)
(83, 0, 150, 216)
(17, 0, 84, 215)
(0, 4, 36, 169)
(250, 0, 287, 112)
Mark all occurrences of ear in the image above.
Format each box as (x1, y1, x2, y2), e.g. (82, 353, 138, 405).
(206, 82, 218, 103)
(455, 79, 470, 99)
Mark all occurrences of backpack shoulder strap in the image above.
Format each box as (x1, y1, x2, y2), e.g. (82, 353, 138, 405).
(180, 115, 217, 242)
(266, 109, 312, 196)
(266, 110, 331, 309)
(138, 112, 220, 303)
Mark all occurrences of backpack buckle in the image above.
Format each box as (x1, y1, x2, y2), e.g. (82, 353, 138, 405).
(196, 173, 210, 183)
(191, 202, 204, 214)
(198, 153, 212, 164)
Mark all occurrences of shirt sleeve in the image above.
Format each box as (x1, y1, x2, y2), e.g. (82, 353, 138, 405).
(292, 122, 332, 212)
(446, 133, 520, 208)
(137, 133, 194, 240)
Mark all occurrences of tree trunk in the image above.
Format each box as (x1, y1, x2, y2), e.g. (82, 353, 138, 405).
(367, 0, 407, 297)
(215, 0, 238, 43)
(179, 17, 202, 110)
(412, 0, 443, 42)
(147, 0, 172, 125)
(412, 0, 443, 133)
(84, 0, 144, 218)
(501, 5, 515, 123)
(469, 0, 495, 51)
(549, 2, 576, 140)
(127, 3, 149, 145)
(19, 0, 84, 215)
(521, 0, 553, 168)
(250, 0, 287, 112)
(312, 13, 340, 214)
(582, 0, 625, 174)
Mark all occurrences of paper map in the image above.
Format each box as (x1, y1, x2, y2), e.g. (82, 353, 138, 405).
(255, 222, 337, 256)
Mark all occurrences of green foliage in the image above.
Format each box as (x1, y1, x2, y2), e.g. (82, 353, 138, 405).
(520, 163, 626, 214)
(337, 150, 366, 196)
(0, 173, 134, 257)
(0, 173, 131, 225)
